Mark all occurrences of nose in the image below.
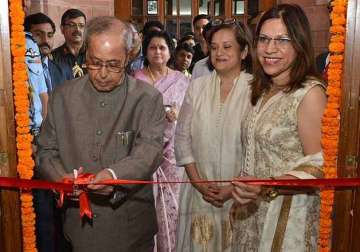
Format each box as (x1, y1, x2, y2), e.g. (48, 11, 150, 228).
(74, 24, 81, 32)
(264, 39, 277, 54)
(99, 65, 108, 78)
(215, 47, 224, 56)
(44, 34, 50, 44)
(155, 47, 161, 54)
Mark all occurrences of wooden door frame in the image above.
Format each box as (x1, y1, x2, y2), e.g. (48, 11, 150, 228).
(0, 0, 22, 251)
(332, 0, 360, 251)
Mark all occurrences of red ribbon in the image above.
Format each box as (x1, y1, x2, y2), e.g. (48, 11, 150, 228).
(58, 173, 95, 219)
(2, 176, 360, 219)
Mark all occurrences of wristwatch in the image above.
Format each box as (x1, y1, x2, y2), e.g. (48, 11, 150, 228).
(261, 177, 278, 201)
(262, 187, 278, 202)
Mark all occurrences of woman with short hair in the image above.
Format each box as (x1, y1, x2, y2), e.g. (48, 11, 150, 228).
(175, 19, 254, 251)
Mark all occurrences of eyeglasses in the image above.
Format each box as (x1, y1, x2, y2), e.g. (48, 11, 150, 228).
(86, 60, 125, 73)
(211, 18, 239, 26)
(63, 22, 86, 30)
(257, 35, 292, 49)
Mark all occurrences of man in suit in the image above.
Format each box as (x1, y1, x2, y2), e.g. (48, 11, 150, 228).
(25, 13, 68, 92)
(38, 16, 165, 252)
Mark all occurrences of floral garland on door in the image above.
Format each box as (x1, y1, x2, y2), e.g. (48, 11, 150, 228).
(318, 0, 348, 251)
(9, 0, 37, 251)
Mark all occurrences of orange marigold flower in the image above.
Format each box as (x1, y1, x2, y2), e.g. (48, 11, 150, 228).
(330, 34, 345, 43)
(333, 5, 346, 14)
(330, 25, 346, 34)
(329, 42, 345, 53)
(331, 15, 346, 25)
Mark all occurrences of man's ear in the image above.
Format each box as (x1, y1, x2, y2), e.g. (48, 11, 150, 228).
(60, 25, 65, 35)
(241, 45, 249, 60)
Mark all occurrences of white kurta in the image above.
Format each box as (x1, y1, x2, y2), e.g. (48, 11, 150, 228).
(232, 80, 325, 252)
(175, 71, 253, 252)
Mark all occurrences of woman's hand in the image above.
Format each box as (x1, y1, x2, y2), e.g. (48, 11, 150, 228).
(195, 183, 233, 208)
(232, 177, 262, 205)
(216, 184, 234, 202)
(193, 183, 223, 207)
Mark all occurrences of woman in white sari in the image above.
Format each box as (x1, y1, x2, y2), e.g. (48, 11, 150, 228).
(231, 4, 327, 251)
(175, 20, 254, 252)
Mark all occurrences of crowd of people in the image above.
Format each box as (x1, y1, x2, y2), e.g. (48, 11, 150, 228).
(22, 3, 327, 252)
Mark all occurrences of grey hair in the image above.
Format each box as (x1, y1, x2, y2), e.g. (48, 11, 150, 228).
(84, 16, 133, 52)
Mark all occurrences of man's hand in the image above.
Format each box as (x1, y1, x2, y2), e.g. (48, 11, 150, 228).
(62, 167, 84, 199)
(165, 107, 177, 122)
(87, 169, 114, 195)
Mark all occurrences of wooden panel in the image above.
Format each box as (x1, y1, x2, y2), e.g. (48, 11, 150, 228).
(0, 0, 22, 251)
(114, 0, 131, 21)
(259, 0, 277, 12)
(332, 0, 360, 251)
(225, 0, 232, 17)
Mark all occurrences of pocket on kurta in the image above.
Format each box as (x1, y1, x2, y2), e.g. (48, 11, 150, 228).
(115, 130, 135, 156)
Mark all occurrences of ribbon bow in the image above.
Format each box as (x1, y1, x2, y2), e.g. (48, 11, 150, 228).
(58, 173, 95, 219)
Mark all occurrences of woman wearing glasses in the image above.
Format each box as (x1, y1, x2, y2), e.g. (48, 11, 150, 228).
(175, 19, 253, 251)
(231, 4, 326, 251)
(133, 30, 189, 252)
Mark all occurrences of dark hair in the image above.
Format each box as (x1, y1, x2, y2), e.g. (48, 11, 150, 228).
(193, 14, 210, 26)
(175, 43, 195, 56)
(61, 9, 86, 25)
(208, 20, 254, 74)
(142, 20, 164, 37)
(251, 4, 320, 105)
(24, 12, 56, 33)
(142, 31, 174, 67)
(179, 34, 194, 45)
(202, 22, 213, 42)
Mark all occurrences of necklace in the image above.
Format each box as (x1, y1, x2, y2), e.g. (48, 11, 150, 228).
(147, 66, 168, 84)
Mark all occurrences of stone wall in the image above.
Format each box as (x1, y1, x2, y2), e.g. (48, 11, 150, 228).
(27, 0, 114, 47)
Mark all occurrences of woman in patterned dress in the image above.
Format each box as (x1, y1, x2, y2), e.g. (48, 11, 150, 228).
(133, 30, 189, 252)
(231, 4, 327, 251)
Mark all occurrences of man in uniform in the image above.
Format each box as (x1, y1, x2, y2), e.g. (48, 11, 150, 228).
(25, 12, 69, 252)
(52, 9, 86, 79)
(25, 32, 48, 140)
(25, 13, 67, 92)
(38, 16, 165, 252)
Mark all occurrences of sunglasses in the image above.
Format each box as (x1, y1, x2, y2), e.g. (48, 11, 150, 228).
(211, 18, 239, 26)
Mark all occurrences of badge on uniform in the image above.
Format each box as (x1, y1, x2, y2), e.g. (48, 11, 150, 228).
(26, 48, 41, 63)
(72, 62, 84, 78)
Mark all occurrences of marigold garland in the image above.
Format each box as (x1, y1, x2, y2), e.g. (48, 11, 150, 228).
(8, 0, 37, 251)
(318, 0, 348, 251)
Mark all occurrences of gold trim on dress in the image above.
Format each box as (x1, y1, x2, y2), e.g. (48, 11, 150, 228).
(191, 215, 214, 252)
(271, 196, 293, 252)
(294, 164, 324, 178)
(222, 219, 232, 250)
